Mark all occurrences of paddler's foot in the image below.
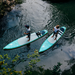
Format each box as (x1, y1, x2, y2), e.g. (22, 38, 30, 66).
(28, 40, 30, 41)
(51, 36, 53, 38)
(54, 38, 56, 40)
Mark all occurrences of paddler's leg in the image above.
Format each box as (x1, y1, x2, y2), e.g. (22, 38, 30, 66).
(51, 31, 55, 37)
(28, 33, 30, 41)
(54, 34, 57, 40)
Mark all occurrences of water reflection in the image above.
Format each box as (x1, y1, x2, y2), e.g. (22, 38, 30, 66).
(26, 43, 31, 50)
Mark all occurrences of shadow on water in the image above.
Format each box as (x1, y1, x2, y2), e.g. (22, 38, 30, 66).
(43, 0, 74, 3)
(26, 43, 31, 51)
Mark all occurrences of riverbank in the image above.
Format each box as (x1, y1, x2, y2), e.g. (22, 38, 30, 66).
(0, 0, 73, 19)
(0, 0, 22, 19)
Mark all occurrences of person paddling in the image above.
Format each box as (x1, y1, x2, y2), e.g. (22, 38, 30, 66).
(51, 25, 60, 40)
(24, 25, 31, 41)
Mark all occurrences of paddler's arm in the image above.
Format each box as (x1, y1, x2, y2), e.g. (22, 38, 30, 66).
(53, 28, 54, 31)
(24, 32, 29, 34)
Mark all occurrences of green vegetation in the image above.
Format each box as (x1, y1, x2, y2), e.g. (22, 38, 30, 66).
(0, 54, 22, 75)
(0, 50, 62, 75)
(24, 62, 62, 75)
(61, 64, 75, 75)
(27, 49, 40, 68)
(0, 50, 40, 75)
(0, 50, 75, 75)
(23, 50, 62, 75)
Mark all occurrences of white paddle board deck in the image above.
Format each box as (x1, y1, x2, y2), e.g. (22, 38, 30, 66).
(3, 30, 48, 49)
(39, 26, 66, 52)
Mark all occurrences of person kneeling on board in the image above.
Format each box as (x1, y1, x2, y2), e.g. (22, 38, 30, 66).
(51, 25, 60, 40)
(24, 25, 31, 41)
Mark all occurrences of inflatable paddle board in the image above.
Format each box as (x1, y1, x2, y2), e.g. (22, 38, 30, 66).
(39, 26, 66, 52)
(3, 30, 48, 50)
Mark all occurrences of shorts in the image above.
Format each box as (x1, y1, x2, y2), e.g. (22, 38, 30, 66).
(53, 31, 57, 34)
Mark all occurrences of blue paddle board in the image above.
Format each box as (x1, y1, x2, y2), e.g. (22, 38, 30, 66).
(3, 30, 48, 50)
(39, 26, 66, 52)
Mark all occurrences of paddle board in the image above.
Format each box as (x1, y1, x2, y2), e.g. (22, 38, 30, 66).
(39, 26, 66, 52)
(3, 30, 48, 50)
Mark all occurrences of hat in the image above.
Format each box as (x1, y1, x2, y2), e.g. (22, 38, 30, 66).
(25, 25, 29, 28)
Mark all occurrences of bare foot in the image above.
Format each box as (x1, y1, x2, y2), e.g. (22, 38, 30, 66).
(54, 38, 56, 40)
(51, 36, 53, 38)
(28, 40, 30, 41)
